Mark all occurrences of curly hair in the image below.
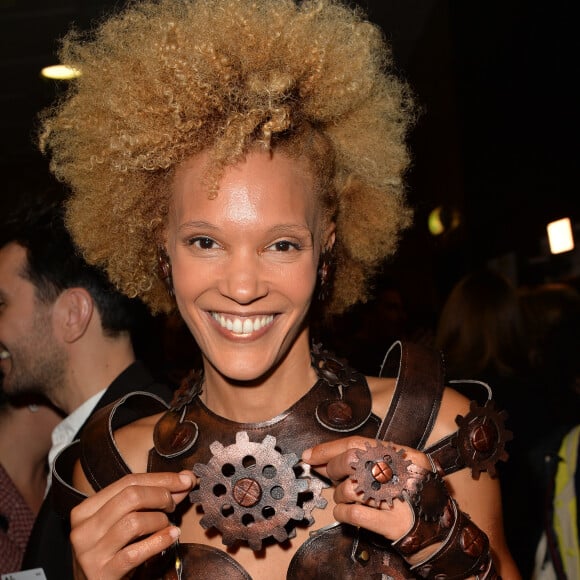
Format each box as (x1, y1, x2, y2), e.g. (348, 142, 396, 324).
(40, 0, 415, 315)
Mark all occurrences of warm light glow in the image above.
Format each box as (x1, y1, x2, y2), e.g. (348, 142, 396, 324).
(428, 206, 461, 236)
(40, 65, 81, 80)
(428, 207, 445, 235)
(547, 217, 574, 254)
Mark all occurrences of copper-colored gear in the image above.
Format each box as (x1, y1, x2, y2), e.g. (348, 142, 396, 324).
(349, 442, 421, 506)
(453, 399, 513, 479)
(297, 463, 329, 525)
(406, 471, 451, 523)
(190, 431, 323, 551)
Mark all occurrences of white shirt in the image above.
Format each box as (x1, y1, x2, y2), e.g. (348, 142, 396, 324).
(45, 388, 106, 494)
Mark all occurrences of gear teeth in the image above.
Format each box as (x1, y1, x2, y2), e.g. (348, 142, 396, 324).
(302, 477, 328, 520)
(188, 430, 325, 550)
(272, 526, 290, 543)
(209, 440, 225, 455)
(454, 399, 513, 480)
(223, 530, 240, 548)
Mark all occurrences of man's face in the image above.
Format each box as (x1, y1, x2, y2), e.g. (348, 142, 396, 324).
(0, 243, 66, 400)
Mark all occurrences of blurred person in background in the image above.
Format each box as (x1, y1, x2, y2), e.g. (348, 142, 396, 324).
(0, 385, 62, 573)
(519, 282, 580, 579)
(435, 268, 580, 578)
(322, 274, 434, 375)
(0, 186, 173, 577)
(435, 267, 529, 383)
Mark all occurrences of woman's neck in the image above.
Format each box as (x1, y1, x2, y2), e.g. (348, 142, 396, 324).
(200, 342, 319, 423)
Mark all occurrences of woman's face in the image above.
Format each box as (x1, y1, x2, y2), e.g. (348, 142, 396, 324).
(166, 148, 331, 382)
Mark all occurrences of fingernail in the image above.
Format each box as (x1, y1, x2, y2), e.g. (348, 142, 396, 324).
(302, 448, 312, 462)
(179, 473, 193, 486)
(169, 526, 181, 539)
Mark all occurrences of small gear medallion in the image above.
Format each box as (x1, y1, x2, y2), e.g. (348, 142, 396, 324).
(454, 399, 512, 479)
(350, 442, 422, 505)
(189, 431, 324, 551)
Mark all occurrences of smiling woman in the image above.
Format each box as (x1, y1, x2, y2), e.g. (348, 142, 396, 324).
(40, 0, 519, 578)
(167, 150, 323, 394)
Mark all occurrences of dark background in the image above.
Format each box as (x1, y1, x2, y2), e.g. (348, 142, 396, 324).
(1, 0, 578, 321)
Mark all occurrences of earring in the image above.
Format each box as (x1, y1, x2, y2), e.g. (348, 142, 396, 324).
(157, 246, 175, 298)
(317, 248, 336, 302)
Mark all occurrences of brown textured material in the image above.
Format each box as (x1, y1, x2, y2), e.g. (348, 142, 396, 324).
(377, 341, 444, 449)
(425, 397, 512, 479)
(349, 442, 416, 505)
(80, 391, 169, 491)
(149, 349, 379, 474)
(406, 501, 499, 580)
(392, 472, 455, 557)
(189, 432, 312, 551)
(288, 523, 414, 579)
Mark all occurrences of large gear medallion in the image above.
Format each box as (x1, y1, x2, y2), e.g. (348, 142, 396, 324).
(189, 431, 325, 551)
(454, 399, 512, 479)
(350, 442, 424, 505)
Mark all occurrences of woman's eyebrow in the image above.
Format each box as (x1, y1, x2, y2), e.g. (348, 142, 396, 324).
(177, 220, 220, 233)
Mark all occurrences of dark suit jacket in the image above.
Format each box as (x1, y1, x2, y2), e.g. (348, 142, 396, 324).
(21, 361, 173, 579)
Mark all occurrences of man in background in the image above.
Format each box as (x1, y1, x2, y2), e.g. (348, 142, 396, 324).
(0, 185, 173, 578)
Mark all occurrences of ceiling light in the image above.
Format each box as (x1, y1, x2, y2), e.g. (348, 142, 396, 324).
(547, 217, 574, 254)
(40, 65, 81, 80)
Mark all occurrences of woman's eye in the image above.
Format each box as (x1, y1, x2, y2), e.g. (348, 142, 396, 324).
(270, 240, 299, 252)
(189, 237, 217, 249)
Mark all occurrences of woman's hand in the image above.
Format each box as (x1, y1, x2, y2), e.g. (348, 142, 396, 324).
(70, 471, 195, 580)
(302, 436, 431, 541)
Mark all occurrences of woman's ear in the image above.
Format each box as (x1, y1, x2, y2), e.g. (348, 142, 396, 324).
(52, 287, 94, 343)
(324, 223, 336, 252)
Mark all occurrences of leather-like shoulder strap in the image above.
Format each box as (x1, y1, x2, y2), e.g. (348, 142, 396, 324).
(51, 390, 169, 518)
(80, 390, 170, 491)
(376, 341, 444, 450)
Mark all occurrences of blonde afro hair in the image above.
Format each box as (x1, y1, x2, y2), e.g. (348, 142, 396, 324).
(40, 0, 414, 315)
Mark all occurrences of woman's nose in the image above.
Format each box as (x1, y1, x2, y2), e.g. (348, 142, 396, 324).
(218, 250, 268, 304)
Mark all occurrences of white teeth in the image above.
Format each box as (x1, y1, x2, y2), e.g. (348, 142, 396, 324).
(0, 350, 10, 360)
(212, 313, 274, 335)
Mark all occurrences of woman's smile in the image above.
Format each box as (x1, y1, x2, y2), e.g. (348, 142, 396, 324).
(210, 312, 275, 337)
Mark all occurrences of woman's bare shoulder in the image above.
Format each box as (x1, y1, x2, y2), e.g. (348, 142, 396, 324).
(113, 411, 165, 473)
(429, 386, 471, 446)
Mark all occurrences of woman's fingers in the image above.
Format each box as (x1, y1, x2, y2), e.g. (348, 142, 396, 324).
(333, 499, 412, 539)
(74, 519, 180, 578)
(303, 437, 431, 481)
(71, 471, 195, 523)
(70, 471, 194, 579)
(303, 437, 432, 541)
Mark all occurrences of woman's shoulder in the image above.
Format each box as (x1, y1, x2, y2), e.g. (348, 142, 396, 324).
(113, 412, 165, 473)
(365, 375, 470, 447)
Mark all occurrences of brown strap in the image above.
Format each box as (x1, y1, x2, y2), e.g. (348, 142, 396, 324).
(51, 391, 169, 517)
(51, 440, 87, 516)
(376, 341, 444, 449)
(80, 391, 169, 491)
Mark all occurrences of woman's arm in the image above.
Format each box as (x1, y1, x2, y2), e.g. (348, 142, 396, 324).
(302, 384, 521, 579)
